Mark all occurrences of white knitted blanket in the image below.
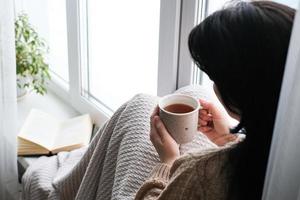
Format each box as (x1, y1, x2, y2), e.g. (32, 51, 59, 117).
(21, 85, 220, 200)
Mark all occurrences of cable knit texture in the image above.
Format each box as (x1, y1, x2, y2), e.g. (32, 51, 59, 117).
(21, 85, 233, 200)
(135, 147, 236, 200)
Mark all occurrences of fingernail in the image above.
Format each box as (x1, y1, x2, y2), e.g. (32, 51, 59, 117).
(199, 99, 206, 103)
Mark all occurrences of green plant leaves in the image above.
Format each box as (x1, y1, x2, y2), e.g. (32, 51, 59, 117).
(15, 13, 51, 95)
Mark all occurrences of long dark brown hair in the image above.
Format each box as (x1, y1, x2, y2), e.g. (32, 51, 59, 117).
(188, 1, 295, 199)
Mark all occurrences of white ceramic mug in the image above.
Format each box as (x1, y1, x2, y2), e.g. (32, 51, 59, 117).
(158, 94, 201, 144)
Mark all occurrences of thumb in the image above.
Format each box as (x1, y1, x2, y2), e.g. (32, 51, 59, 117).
(154, 116, 172, 143)
(199, 99, 222, 120)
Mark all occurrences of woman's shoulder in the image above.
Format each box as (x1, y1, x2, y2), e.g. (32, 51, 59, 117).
(165, 146, 237, 199)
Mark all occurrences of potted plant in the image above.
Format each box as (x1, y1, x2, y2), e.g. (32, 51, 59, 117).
(15, 13, 51, 99)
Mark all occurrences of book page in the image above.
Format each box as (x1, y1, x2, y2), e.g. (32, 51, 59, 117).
(52, 114, 92, 150)
(18, 109, 61, 150)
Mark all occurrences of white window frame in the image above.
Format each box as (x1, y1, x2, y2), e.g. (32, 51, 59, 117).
(48, 0, 207, 126)
(157, 0, 182, 96)
(177, 0, 207, 88)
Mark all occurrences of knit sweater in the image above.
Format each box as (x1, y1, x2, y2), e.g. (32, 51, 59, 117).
(22, 85, 234, 200)
(135, 147, 234, 200)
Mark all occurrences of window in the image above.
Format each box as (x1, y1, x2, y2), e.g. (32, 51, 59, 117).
(19, 0, 244, 125)
(81, 0, 160, 111)
(15, 0, 69, 88)
(275, 0, 299, 8)
(53, 0, 222, 125)
(47, 0, 69, 85)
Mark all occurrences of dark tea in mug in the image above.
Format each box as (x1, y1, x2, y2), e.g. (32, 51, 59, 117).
(159, 94, 200, 144)
(164, 103, 194, 114)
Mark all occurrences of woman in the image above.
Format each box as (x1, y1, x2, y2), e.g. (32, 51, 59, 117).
(135, 1, 295, 199)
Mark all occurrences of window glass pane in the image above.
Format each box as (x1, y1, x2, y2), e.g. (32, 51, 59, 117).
(274, 0, 299, 8)
(86, 0, 160, 111)
(207, 0, 228, 15)
(48, 0, 69, 83)
(14, 0, 69, 85)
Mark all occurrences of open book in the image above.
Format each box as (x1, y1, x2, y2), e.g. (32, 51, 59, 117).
(18, 109, 93, 156)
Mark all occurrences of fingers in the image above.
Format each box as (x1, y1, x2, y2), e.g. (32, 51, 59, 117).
(150, 107, 161, 145)
(213, 134, 238, 146)
(199, 119, 208, 126)
(150, 113, 175, 143)
(199, 110, 212, 120)
(198, 106, 213, 132)
(151, 106, 159, 121)
(150, 113, 162, 146)
(153, 116, 172, 143)
(150, 106, 172, 144)
(199, 99, 222, 119)
(199, 126, 213, 132)
(198, 103, 213, 127)
(150, 127, 162, 146)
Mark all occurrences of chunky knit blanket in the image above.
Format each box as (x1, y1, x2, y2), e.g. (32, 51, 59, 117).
(21, 85, 221, 200)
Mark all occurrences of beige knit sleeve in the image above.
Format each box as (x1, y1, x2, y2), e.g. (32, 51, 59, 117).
(134, 163, 170, 200)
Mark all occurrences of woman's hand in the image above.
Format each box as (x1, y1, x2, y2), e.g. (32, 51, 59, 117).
(150, 107, 180, 166)
(198, 99, 237, 146)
